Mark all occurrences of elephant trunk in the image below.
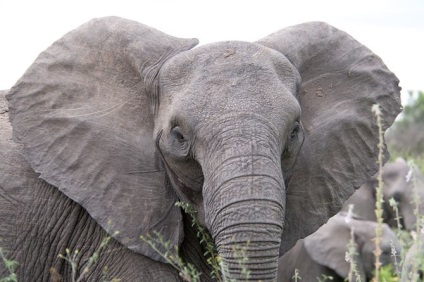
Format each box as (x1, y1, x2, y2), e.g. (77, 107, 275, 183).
(213, 197, 284, 281)
(203, 147, 285, 281)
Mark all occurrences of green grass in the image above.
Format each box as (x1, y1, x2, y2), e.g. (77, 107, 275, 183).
(0, 246, 17, 282)
(141, 201, 251, 282)
(345, 204, 362, 281)
(293, 105, 424, 281)
(366, 105, 424, 281)
(140, 231, 202, 282)
(372, 104, 385, 281)
(55, 230, 121, 282)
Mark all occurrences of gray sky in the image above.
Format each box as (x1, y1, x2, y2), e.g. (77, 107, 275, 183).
(1, 0, 423, 105)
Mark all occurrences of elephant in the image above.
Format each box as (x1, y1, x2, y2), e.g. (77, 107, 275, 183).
(277, 213, 401, 282)
(0, 17, 401, 281)
(343, 158, 424, 230)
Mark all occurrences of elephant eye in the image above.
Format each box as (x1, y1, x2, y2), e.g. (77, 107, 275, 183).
(170, 126, 190, 156)
(290, 123, 300, 141)
(392, 192, 402, 202)
(284, 122, 300, 154)
(173, 127, 185, 142)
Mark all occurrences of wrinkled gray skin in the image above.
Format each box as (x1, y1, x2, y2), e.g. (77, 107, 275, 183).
(277, 214, 401, 282)
(0, 17, 401, 281)
(343, 158, 424, 230)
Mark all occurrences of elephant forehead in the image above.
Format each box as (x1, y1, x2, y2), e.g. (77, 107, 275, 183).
(161, 41, 298, 91)
(159, 41, 300, 124)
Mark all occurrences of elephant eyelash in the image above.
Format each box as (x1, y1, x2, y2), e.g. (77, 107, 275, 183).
(290, 125, 299, 141)
(283, 123, 300, 154)
(168, 127, 193, 159)
(171, 126, 186, 141)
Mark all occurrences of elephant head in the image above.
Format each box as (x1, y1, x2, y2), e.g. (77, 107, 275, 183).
(6, 17, 401, 281)
(344, 158, 424, 230)
(278, 213, 401, 281)
(382, 158, 424, 230)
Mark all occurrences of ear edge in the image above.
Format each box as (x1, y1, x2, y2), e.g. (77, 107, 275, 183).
(6, 16, 198, 263)
(257, 21, 401, 255)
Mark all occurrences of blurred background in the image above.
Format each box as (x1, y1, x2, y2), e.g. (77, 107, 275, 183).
(386, 91, 424, 172)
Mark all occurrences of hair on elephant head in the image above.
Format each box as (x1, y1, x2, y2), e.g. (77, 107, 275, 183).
(277, 213, 401, 281)
(343, 158, 424, 230)
(2, 17, 401, 281)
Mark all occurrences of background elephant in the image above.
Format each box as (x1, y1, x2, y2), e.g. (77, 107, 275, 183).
(277, 213, 400, 282)
(0, 17, 401, 281)
(401, 232, 424, 281)
(343, 158, 424, 230)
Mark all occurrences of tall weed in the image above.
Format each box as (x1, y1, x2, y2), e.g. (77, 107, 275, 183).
(0, 247, 17, 282)
(372, 104, 385, 281)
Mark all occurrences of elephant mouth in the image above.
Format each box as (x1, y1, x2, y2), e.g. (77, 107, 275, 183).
(155, 130, 205, 219)
(163, 160, 206, 225)
(167, 165, 204, 204)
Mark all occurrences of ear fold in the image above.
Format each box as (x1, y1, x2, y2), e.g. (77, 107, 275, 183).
(7, 17, 198, 262)
(304, 215, 366, 281)
(257, 22, 402, 253)
(342, 181, 377, 222)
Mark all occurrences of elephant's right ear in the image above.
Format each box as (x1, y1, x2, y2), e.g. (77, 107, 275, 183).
(257, 22, 402, 254)
(6, 17, 198, 262)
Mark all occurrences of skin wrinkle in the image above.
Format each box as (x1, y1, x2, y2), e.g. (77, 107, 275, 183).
(13, 181, 75, 278)
(205, 175, 284, 219)
(203, 115, 280, 141)
(8, 178, 181, 281)
(223, 265, 277, 273)
(47, 199, 82, 263)
(206, 174, 283, 213)
(203, 142, 282, 181)
(201, 124, 282, 175)
(223, 258, 278, 266)
(203, 153, 281, 191)
(211, 198, 284, 234)
(214, 225, 283, 244)
(215, 202, 283, 224)
(202, 114, 289, 150)
(220, 244, 281, 253)
(214, 206, 284, 228)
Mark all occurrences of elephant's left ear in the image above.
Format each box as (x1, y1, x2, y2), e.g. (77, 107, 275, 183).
(304, 215, 366, 280)
(257, 22, 402, 254)
(7, 17, 198, 262)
